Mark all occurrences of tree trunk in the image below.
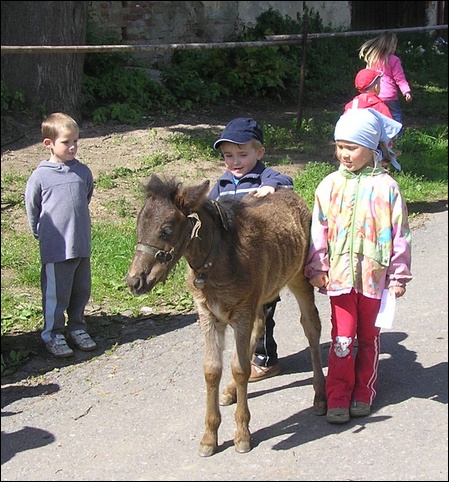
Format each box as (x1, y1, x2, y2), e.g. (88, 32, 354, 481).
(1, 1, 87, 121)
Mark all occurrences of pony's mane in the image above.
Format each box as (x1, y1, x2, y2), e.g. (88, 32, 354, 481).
(210, 197, 239, 232)
(145, 175, 181, 200)
(144, 175, 238, 231)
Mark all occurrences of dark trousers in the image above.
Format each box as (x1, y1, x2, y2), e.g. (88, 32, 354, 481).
(253, 297, 279, 367)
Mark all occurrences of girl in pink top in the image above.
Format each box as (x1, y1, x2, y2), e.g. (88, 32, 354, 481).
(359, 31, 412, 129)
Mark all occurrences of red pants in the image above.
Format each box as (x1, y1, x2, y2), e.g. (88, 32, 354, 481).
(326, 290, 381, 409)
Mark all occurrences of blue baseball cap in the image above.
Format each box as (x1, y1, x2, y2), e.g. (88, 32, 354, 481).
(213, 117, 264, 149)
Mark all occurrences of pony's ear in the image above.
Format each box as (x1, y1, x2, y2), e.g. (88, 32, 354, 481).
(146, 173, 167, 192)
(176, 180, 210, 213)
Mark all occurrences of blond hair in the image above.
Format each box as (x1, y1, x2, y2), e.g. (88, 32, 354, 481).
(41, 113, 79, 141)
(359, 31, 398, 69)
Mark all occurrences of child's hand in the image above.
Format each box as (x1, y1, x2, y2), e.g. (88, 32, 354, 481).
(390, 286, 406, 298)
(405, 92, 412, 102)
(309, 273, 328, 289)
(253, 186, 275, 198)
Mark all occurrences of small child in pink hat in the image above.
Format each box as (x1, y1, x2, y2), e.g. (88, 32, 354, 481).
(344, 68, 392, 119)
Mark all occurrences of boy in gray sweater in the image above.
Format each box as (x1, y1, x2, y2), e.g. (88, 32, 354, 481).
(25, 113, 97, 358)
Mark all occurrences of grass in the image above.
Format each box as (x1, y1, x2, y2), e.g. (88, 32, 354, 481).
(1, 93, 447, 375)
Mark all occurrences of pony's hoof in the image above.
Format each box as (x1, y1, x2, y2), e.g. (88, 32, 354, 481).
(198, 443, 216, 457)
(234, 440, 252, 453)
(314, 400, 327, 416)
(219, 391, 236, 406)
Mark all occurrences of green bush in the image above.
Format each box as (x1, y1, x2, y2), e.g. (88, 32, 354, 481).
(83, 58, 176, 123)
(1, 7, 447, 124)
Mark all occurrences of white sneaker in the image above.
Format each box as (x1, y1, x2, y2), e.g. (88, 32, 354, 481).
(68, 330, 97, 351)
(46, 334, 74, 358)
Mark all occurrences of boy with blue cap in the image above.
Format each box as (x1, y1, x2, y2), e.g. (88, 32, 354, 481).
(305, 108, 412, 424)
(210, 117, 294, 382)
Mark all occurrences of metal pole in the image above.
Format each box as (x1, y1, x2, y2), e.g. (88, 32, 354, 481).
(297, 2, 309, 130)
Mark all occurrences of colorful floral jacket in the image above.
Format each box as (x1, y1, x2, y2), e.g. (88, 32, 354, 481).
(304, 164, 412, 299)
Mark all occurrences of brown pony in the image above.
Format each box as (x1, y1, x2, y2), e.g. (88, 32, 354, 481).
(126, 174, 326, 457)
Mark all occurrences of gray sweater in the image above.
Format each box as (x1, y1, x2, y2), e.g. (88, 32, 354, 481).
(25, 159, 94, 264)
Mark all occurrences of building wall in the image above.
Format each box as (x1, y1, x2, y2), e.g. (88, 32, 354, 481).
(89, 1, 440, 65)
(89, 1, 351, 44)
(236, 1, 351, 29)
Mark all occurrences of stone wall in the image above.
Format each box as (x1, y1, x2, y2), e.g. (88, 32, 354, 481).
(89, 1, 440, 66)
(89, 1, 351, 65)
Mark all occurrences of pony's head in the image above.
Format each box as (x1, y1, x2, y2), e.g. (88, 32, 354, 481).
(126, 175, 209, 295)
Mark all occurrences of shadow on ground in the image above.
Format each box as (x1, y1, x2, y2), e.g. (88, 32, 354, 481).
(1, 310, 198, 384)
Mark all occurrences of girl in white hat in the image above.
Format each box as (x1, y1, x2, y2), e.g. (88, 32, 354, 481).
(305, 108, 413, 424)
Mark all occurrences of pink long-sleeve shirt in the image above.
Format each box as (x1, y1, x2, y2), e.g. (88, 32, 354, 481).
(373, 54, 411, 102)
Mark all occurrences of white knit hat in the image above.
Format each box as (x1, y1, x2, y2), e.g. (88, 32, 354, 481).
(334, 108, 402, 149)
(334, 108, 403, 170)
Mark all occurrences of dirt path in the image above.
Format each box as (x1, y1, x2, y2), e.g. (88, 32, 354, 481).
(1, 208, 447, 481)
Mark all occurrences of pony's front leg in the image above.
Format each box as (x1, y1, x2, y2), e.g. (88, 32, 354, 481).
(199, 316, 226, 457)
(230, 322, 253, 453)
(219, 311, 264, 407)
